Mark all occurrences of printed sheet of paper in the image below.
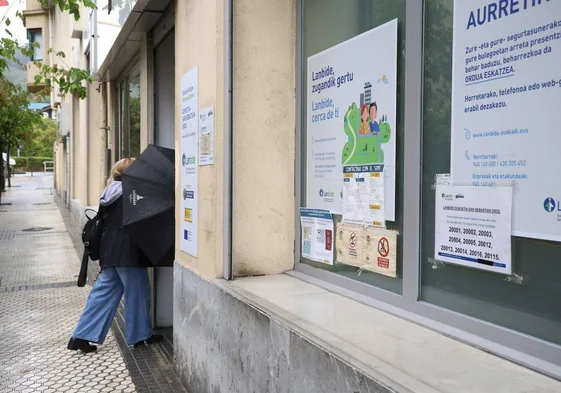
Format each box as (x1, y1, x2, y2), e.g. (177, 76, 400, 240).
(342, 164, 385, 227)
(336, 222, 363, 267)
(300, 208, 334, 265)
(198, 106, 215, 166)
(336, 223, 397, 277)
(435, 185, 513, 275)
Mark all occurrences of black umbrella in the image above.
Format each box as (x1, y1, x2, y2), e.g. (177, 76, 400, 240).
(121, 144, 175, 266)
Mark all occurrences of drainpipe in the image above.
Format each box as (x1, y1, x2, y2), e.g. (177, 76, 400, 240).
(223, 0, 233, 280)
(100, 82, 108, 193)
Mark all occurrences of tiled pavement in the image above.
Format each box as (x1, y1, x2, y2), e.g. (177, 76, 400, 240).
(0, 174, 188, 393)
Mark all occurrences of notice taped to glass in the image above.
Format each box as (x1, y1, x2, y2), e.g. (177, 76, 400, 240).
(451, 0, 561, 242)
(435, 185, 512, 275)
(342, 164, 385, 227)
(300, 208, 334, 265)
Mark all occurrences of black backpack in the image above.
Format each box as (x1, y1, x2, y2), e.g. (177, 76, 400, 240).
(77, 207, 106, 287)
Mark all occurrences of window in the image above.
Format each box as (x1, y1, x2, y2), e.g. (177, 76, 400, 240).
(116, 65, 141, 159)
(28, 29, 43, 61)
(421, 0, 561, 346)
(300, 0, 406, 294)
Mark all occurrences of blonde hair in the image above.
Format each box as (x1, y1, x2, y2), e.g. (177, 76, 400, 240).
(109, 158, 134, 183)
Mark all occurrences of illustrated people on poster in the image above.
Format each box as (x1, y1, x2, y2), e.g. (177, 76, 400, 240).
(360, 105, 370, 135)
(369, 102, 380, 134)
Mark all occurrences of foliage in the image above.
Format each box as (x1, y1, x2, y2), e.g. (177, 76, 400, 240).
(12, 117, 56, 157)
(14, 156, 54, 171)
(0, 78, 43, 149)
(0, 77, 44, 193)
(0, 0, 96, 98)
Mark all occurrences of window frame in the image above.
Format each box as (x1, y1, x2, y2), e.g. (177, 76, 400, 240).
(27, 28, 43, 61)
(292, 0, 561, 380)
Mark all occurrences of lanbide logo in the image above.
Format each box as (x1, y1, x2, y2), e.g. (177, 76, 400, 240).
(544, 197, 556, 213)
(319, 189, 335, 198)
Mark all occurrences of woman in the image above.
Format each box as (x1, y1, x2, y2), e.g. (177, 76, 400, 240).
(68, 158, 162, 353)
(359, 104, 370, 135)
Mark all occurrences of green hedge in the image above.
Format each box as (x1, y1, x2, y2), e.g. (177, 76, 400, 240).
(14, 156, 54, 172)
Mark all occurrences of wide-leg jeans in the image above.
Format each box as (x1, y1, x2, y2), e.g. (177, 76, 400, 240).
(73, 267, 152, 345)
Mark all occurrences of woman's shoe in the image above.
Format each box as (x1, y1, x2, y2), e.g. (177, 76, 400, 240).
(133, 333, 164, 348)
(67, 337, 97, 353)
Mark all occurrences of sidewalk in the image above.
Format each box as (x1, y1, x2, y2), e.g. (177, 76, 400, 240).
(0, 174, 187, 393)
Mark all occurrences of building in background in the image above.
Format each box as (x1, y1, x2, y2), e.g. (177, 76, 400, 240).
(22, 0, 561, 392)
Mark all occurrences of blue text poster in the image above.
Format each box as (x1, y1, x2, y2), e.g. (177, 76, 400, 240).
(451, 0, 561, 241)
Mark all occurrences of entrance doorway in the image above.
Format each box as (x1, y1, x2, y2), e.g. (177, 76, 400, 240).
(153, 29, 175, 328)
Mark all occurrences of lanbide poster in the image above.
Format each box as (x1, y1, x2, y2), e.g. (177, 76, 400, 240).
(180, 67, 198, 257)
(306, 19, 398, 221)
(451, 0, 561, 241)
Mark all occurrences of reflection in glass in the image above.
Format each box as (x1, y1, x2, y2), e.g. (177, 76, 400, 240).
(301, 0, 406, 294)
(421, 0, 561, 345)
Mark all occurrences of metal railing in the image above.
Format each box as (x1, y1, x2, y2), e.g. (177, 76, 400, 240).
(43, 161, 54, 172)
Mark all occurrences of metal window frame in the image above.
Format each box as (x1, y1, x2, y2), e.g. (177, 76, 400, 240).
(293, 0, 561, 380)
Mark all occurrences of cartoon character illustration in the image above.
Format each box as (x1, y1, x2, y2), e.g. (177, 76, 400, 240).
(359, 104, 370, 135)
(342, 102, 360, 165)
(369, 102, 380, 134)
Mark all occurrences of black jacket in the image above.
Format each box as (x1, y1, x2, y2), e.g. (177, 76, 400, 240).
(99, 196, 151, 268)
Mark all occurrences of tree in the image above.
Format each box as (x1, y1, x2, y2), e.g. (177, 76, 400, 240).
(0, 0, 96, 98)
(15, 116, 56, 157)
(0, 78, 43, 200)
(0, 0, 95, 202)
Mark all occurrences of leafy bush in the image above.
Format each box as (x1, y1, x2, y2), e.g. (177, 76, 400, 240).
(14, 157, 54, 172)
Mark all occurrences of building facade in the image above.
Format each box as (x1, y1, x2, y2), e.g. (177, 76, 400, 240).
(24, 0, 561, 391)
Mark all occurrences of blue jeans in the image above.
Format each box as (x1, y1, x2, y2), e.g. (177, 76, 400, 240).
(73, 267, 153, 345)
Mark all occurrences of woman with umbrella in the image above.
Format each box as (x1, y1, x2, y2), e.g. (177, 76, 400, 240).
(67, 158, 163, 353)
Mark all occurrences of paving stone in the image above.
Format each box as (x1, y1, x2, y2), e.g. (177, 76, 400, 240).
(0, 174, 187, 393)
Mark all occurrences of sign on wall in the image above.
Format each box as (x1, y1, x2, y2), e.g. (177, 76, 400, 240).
(451, 0, 561, 242)
(180, 67, 199, 257)
(306, 19, 398, 221)
(199, 106, 215, 166)
(434, 185, 513, 275)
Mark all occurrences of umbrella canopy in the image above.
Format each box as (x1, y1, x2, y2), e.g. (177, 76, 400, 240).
(121, 144, 175, 266)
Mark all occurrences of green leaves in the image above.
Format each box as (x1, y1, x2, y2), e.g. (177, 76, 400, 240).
(0, 78, 44, 152)
(1, 0, 96, 99)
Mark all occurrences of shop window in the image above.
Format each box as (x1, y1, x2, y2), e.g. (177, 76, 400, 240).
(27, 29, 43, 61)
(421, 0, 561, 345)
(300, 0, 406, 294)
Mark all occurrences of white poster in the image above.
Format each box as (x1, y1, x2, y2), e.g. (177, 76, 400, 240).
(199, 106, 215, 166)
(435, 185, 513, 275)
(300, 208, 334, 265)
(306, 19, 398, 220)
(451, 0, 561, 242)
(180, 67, 198, 257)
(342, 164, 385, 227)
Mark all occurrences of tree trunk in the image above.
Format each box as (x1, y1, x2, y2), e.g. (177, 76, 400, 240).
(0, 140, 5, 204)
(6, 146, 11, 188)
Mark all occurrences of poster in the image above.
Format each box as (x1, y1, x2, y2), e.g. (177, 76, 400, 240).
(199, 106, 215, 166)
(342, 164, 385, 227)
(306, 19, 398, 221)
(180, 67, 198, 257)
(300, 208, 334, 265)
(451, 0, 561, 242)
(336, 223, 397, 277)
(434, 185, 513, 275)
